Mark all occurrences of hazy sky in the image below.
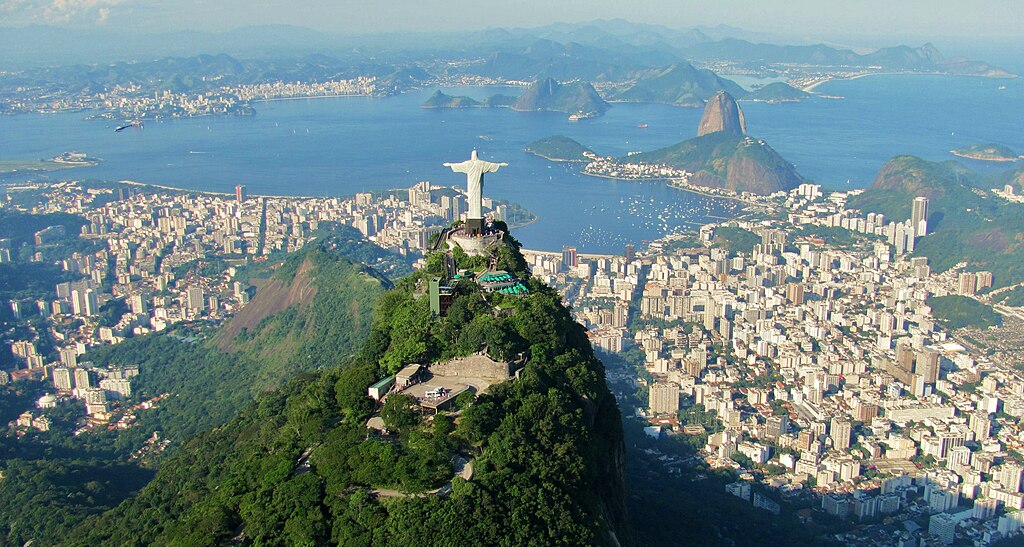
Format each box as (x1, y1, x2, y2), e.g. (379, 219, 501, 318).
(2, 0, 1021, 41)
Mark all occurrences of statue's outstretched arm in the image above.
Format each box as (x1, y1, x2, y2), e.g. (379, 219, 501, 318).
(444, 161, 471, 173)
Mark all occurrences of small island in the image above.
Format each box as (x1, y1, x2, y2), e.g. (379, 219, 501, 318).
(513, 78, 610, 118)
(950, 143, 1020, 162)
(524, 135, 593, 162)
(421, 80, 609, 118)
(51, 151, 102, 166)
(420, 90, 482, 109)
(0, 151, 101, 175)
(420, 91, 520, 109)
(745, 82, 811, 103)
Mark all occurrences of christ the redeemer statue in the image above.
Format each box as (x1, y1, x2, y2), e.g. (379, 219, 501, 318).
(444, 150, 507, 235)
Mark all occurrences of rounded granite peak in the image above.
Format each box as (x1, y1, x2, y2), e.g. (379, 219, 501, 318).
(697, 91, 747, 138)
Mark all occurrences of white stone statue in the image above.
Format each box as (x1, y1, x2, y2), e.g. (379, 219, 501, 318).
(444, 150, 507, 220)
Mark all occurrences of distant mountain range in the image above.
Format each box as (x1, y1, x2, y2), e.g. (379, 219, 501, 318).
(445, 21, 1014, 82)
(683, 39, 1012, 77)
(0, 53, 416, 96)
(611, 63, 745, 107)
(1, 19, 1013, 119)
(1, 19, 1013, 80)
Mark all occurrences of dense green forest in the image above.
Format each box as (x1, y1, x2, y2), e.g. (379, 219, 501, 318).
(524, 135, 592, 162)
(59, 234, 626, 545)
(996, 286, 1024, 307)
(92, 242, 388, 447)
(927, 295, 1002, 330)
(713, 225, 761, 256)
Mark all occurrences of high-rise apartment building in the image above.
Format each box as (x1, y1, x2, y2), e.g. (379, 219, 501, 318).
(912, 196, 929, 236)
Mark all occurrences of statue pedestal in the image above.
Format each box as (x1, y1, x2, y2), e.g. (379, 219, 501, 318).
(447, 231, 502, 256)
(465, 218, 484, 237)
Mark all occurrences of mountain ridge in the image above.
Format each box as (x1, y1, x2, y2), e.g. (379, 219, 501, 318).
(66, 234, 629, 546)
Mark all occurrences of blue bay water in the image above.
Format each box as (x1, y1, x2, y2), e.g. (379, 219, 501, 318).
(2, 75, 1022, 252)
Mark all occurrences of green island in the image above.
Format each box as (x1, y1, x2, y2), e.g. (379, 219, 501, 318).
(524, 135, 592, 162)
(950, 143, 1020, 162)
(421, 82, 607, 117)
(420, 90, 482, 109)
(745, 82, 812, 103)
(513, 78, 610, 116)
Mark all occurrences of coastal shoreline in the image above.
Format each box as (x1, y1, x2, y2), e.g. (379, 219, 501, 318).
(665, 181, 758, 205)
(801, 72, 884, 93)
(507, 216, 539, 230)
(250, 94, 375, 104)
(577, 170, 757, 205)
(0, 159, 97, 175)
(579, 171, 670, 183)
(524, 151, 586, 163)
(950, 150, 1020, 162)
(117, 179, 304, 199)
(800, 70, 1014, 93)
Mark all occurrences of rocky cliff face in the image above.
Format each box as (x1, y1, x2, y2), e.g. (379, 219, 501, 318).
(719, 140, 802, 193)
(697, 91, 746, 137)
(626, 130, 802, 195)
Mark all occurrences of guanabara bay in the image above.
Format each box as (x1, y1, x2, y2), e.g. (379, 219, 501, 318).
(4, 4, 1024, 547)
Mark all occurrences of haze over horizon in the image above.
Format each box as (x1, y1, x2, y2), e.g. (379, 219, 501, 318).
(3, 0, 1023, 45)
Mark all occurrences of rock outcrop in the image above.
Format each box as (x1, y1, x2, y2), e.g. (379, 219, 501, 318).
(696, 91, 746, 137)
(626, 97, 803, 195)
(420, 90, 481, 109)
(513, 78, 610, 116)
